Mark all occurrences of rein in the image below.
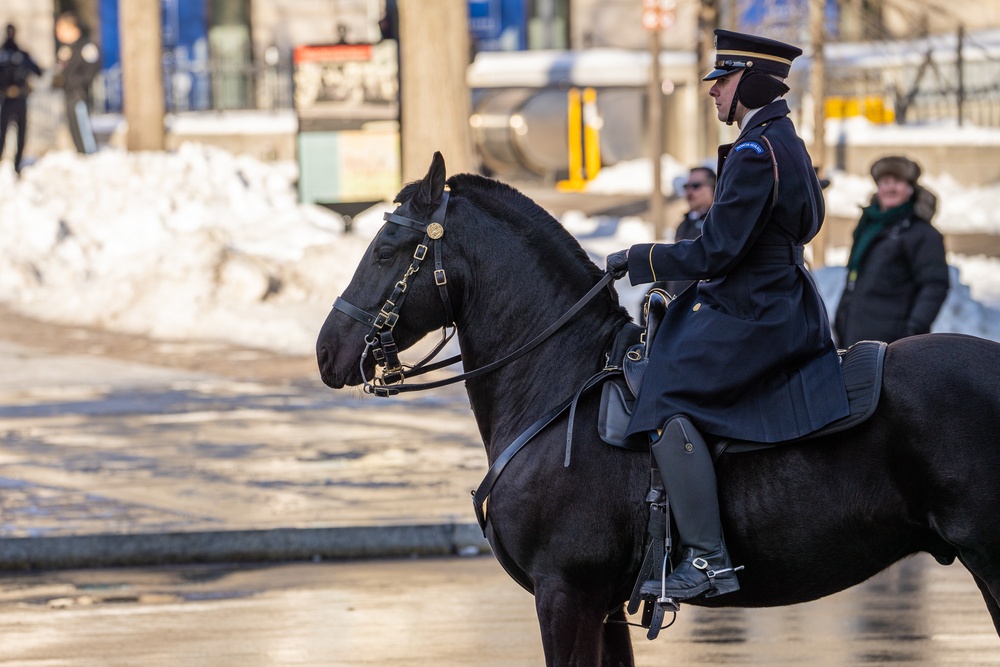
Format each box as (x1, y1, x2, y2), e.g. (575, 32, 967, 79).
(332, 190, 617, 397)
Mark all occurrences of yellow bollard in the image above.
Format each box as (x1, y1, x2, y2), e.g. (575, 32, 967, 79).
(582, 87, 602, 181)
(557, 88, 586, 192)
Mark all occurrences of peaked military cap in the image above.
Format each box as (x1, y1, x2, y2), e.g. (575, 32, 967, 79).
(703, 29, 803, 81)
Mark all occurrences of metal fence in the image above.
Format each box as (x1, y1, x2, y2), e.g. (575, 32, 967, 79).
(826, 40, 1000, 128)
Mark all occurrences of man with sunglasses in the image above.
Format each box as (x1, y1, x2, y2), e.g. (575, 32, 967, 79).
(663, 167, 717, 295)
(605, 29, 848, 603)
(676, 167, 716, 243)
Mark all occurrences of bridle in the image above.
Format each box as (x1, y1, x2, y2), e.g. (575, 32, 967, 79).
(332, 190, 457, 396)
(331, 188, 616, 397)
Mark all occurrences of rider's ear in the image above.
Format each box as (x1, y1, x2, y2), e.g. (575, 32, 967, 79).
(415, 152, 447, 214)
(736, 71, 789, 109)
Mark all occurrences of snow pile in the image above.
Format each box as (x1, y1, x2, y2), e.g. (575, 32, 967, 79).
(0, 144, 389, 355)
(0, 143, 999, 356)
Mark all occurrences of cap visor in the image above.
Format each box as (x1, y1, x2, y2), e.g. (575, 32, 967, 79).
(703, 68, 734, 81)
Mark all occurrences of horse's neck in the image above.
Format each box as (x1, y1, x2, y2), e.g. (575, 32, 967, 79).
(457, 284, 624, 461)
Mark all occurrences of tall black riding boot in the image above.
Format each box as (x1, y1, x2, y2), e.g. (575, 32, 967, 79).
(640, 415, 740, 600)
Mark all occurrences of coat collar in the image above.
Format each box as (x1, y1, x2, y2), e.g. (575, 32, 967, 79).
(736, 99, 790, 140)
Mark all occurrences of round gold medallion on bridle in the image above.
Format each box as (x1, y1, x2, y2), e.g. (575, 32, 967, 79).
(427, 223, 444, 239)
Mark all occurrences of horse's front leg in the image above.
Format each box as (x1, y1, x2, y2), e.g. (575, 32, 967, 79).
(534, 579, 633, 667)
(602, 606, 636, 667)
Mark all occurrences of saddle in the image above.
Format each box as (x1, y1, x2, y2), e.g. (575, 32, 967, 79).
(598, 290, 888, 454)
(597, 290, 666, 449)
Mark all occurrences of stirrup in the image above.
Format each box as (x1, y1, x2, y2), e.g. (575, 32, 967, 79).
(631, 551, 680, 640)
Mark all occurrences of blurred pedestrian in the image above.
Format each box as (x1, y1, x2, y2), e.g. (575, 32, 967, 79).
(663, 166, 716, 295)
(0, 24, 41, 174)
(53, 12, 100, 154)
(834, 155, 949, 347)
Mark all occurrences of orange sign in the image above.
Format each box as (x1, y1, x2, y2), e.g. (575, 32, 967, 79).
(641, 0, 676, 32)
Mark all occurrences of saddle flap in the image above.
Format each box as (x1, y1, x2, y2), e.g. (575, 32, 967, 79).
(598, 380, 633, 447)
(598, 378, 649, 451)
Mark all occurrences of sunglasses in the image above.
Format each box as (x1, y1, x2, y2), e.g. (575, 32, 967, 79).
(683, 182, 707, 190)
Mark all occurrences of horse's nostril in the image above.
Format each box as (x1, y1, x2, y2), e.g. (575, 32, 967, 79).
(317, 343, 330, 371)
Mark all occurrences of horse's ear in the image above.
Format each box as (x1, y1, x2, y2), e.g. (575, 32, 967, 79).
(414, 152, 447, 213)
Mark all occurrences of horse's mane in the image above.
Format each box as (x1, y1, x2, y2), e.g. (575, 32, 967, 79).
(443, 173, 606, 282)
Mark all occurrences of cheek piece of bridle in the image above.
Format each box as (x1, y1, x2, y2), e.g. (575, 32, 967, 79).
(331, 188, 616, 397)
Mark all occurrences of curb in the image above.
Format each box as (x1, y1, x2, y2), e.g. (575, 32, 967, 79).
(0, 523, 490, 570)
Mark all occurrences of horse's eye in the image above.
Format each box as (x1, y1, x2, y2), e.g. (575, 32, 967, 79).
(375, 246, 396, 263)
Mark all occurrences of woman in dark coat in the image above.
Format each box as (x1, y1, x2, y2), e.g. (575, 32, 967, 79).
(834, 156, 949, 347)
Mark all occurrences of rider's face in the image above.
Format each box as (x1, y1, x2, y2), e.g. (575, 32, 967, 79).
(710, 71, 744, 123)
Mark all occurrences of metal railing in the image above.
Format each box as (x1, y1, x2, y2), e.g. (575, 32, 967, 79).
(826, 39, 1000, 128)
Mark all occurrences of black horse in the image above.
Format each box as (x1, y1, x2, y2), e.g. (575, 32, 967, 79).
(316, 154, 1000, 666)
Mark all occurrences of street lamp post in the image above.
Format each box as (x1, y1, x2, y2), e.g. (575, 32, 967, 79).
(642, 0, 675, 240)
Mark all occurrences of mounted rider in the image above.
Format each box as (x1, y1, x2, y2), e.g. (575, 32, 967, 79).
(606, 30, 849, 602)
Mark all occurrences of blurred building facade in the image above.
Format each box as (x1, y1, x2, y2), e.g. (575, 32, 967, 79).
(2, 1, 999, 176)
(3, 0, 995, 114)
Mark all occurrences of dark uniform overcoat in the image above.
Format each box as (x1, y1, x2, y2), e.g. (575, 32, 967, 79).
(624, 99, 849, 442)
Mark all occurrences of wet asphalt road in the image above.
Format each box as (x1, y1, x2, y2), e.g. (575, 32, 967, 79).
(1, 292, 1000, 665)
(1, 552, 998, 666)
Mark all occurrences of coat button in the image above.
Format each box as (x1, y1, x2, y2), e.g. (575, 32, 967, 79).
(693, 303, 701, 312)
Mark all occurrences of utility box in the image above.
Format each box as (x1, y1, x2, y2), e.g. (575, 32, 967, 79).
(293, 41, 401, 211)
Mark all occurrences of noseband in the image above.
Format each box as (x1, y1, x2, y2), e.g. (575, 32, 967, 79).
(332, 189, 616, 396)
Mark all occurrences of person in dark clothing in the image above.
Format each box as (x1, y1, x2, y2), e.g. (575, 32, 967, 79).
(834, 156, 949, 347)
(605, 30, 848, 603)
(663, 166, 717, 295)
(0, 24, 42, 174)
(53, 12, 101, 154)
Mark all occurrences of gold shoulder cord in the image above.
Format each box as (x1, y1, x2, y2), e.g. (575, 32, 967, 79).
(758, 135, 779, 213)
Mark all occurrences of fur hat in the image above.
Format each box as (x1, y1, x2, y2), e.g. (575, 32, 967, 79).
(868, 156, 937, 220)
(870, 156, 921, 185)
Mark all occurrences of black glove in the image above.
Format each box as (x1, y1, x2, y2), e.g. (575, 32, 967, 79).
(606, 249, 629, 279)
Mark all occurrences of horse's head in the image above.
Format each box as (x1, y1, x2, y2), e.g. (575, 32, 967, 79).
(317, 152, 458, 389)
(317, 152, 628, 394)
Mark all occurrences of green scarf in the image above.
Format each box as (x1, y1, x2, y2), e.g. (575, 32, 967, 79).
(846, 200, 914, 282)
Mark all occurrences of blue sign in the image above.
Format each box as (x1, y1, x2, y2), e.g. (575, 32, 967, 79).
(739, 0, 840, 40)
(97, 0, 210, 113)
(469, 0, 527, 51)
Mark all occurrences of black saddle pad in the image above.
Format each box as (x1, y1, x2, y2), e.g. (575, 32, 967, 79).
(710, 340, 888, 458)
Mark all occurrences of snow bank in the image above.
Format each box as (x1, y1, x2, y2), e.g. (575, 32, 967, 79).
(0, 144, 389, 355)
